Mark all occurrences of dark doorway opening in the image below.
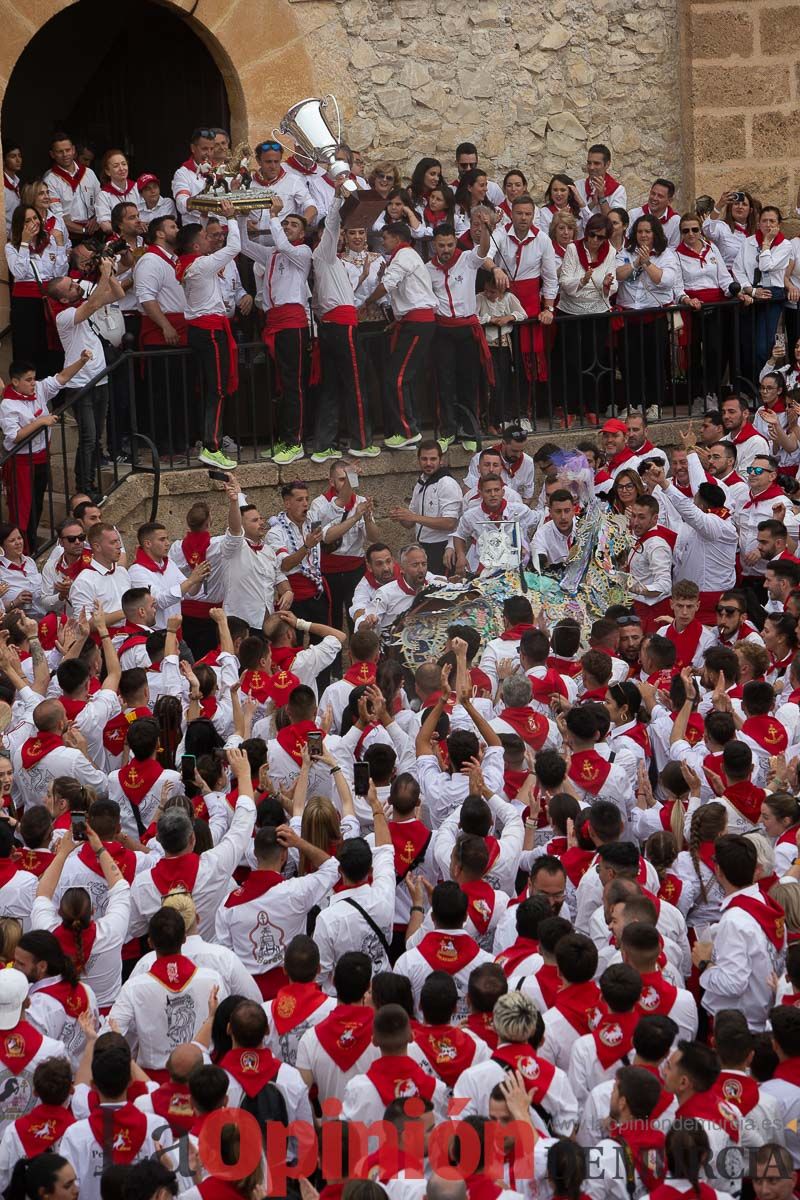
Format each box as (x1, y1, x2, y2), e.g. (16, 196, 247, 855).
(2, 0, 230, 189)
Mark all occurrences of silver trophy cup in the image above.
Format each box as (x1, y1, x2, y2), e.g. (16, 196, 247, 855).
(276, 96, 357, 195)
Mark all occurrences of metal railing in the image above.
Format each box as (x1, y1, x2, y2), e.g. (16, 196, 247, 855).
(0, 296, 777, 555)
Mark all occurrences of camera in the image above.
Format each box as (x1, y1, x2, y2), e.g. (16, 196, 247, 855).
(103, 237, 129, 257)
(732, 191, 746, 204)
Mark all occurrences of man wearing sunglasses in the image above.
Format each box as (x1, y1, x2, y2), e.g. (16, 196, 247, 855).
(170, 127, 215, 219)
(735, 454, 799, 602)
(248, 142, 317, 240)
(711, 590, 765, 649)
(719, 395, 770, 474)
(39, 518, 93, 615)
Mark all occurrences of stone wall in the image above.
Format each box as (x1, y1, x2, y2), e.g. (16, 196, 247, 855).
(688, 0, 800, 209)
(288, 0, 685, 207)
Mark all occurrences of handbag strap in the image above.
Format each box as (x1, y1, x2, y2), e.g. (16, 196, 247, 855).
(341, 896, 391, 960)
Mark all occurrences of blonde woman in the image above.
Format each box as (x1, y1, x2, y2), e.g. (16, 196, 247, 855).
(96, 149, 140, 232)
(290, 744, 358, 873)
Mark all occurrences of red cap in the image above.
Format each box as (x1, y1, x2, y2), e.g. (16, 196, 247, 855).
(601, 418, 628, 435)
(136, 173, 159, 190)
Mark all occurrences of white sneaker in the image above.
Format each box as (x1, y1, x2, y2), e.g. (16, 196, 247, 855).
(645, 405, 660, 421)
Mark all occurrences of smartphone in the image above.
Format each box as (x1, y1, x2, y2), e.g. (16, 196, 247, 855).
(353, 761, 371, 797)
(346, 469, 359, 490)
(180, 754, 197, 786)
(71, 811, 87, 842)
(207, 469, 230, 482)
(310, 520, 322, 534)
(307, 731, 323, 759)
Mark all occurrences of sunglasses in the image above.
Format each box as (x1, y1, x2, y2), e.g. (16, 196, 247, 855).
(716, 606, 742, 616)
(617, 615, 642, 626)
(375, 172, 394, 182)
(681, 226, 701, 234)
(62, 534, 84, 543)
(194, 129, 215, 140)
(746, 465, 773, 476)
(505, 432, 527, 444)
(587, 232, 608, 239)
(256, 142, 282, 155)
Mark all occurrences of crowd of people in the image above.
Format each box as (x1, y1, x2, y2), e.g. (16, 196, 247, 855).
(3, 127, 800, 518)
(0, 407, 796, 1200)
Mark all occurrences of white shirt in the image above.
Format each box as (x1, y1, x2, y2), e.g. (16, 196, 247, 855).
(239, 217, 311, 311)
(59, 1109, 164, 1200)
(663, 484, 738, 592)
(137, 194, 177, 227)
(417, 744, 505, 830)
(180, 219, 241, 319)
(169, 533, 227, 606)
(628, 205, 681, 247)
(426, 245, 486, 317)
(0, 1022, 66, 1137)
(314, 844, 397, 993)
(703, 217, 747, 268)
(382, 246, 437, 318)
(133, 246, 184, 315)
(394, 929, 494, 1020)
(30, 882, 130, 1009)
(574, 175, 628, 222)
(627, 527, 674, 605)
(308, 491, 371, 562)
(734, 233, 793, 291)
(11, 726, 108, 810)
(699, 882, 785, 1030)
(454, 499, 534, 570)
(43, 165, 101, 225)
(616, 249, 679, 308)
(557, 242, 617, 315)
(531, 518, 576, 566)
(127, 931, 263, 1003)
(355, 573, 439, 635)
(5, 240, 69, 286)
(0, 556, 43, 614)
(250, 167, 314, 233)
(465, 450, 536, 501)
(491, 227, 559, 299)
(577, 1076, 677, 1146)
(69, 560, 132, 621)
(54, 307, 106, 390)
(432, 793, 524, 896)
(127, 557, 189, 627)
(0, 865, 40, 930)
(220, 530, 287, 630)
(108, 765, 182, 839)
(675, 243, 734, 296)
(171, 158, 210, 217)
(263, 991, 336, 1068)
(310, 198, 356, 317)
(720, 427, 772, 476)
(0, 377, 62, 455)
(452, 1052, 579, 1134)
(408, 473, 464, 546)
(342, 1059, 448, 1125)
(95, 184, 141, 229)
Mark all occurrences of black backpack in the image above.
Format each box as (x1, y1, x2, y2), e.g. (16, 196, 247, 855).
(241, 1078, 289, 1130)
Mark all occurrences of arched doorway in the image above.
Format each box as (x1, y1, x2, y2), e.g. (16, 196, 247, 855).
(2, 0, 231, 189)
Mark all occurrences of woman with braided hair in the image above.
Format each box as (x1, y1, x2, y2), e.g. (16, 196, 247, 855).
(761, 791, 800, 877)
(645, 830, 690, 917)
(672, 801, 727, 931)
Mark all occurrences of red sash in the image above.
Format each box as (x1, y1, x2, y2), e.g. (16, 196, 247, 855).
(276, 719, 319, 766)
(636, 970, 678, 1017)
(118, 758, 163, 806)
(140, 313, 188, 348)
(87, 1102, 148, 1163)
(495, 937, 540, 977)
(315, 1004, 374, 1071)
(149, 852, 201, 896)
(20, 732, 64, 769)
(714, 1070, 761, 1115)
(499, 706, 550, 750)
(15, 1103, 75, 1156)
(491, 1043, 556, 1102)
(568, 749, 611, 795)
(591, 1009, 639, 1068)
(365, 1054, 436, 1105)
(219, 1046, 281, 1097)
(103, 707, 153, 755)
(461, 879, 496, 936)
(411, 1021, 478, 1087)
(552, 979, 603, 1034)
(435, 313, 495, 385)
(271, 982, 328, 1035)
(676, 1090, 740, 1139)
(417, 931, 481, 974)
(741, 714, 788, 754)
(726, 892, 785, 950)
(187, 315, 239, 394)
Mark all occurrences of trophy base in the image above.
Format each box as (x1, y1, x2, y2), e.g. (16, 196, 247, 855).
(340, 189, 388, 230)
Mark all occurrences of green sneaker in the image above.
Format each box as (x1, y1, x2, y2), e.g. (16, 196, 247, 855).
(461, 439, 478, 453)
(310, 447, 339, 464)
(438, 436, 455, 453)
(263, 442, 286, 460)
(198, 447, 236, 469)
(384, 433, 422, 450)
(272, 443, 305, 466)
(349, 444, 381, 458)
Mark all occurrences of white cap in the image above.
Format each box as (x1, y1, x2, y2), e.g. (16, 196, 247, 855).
(0, 969, 28, 1030)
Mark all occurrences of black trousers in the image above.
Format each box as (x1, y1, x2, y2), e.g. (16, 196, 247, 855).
(619, 313, 667, 411)
(187, 325, 229, 451)
(293, 590, 333, 690)
(181, 615, 218, 661)
(384, 321, 435, 438)
(422, 541, 448, 575)
(274, 327, 309, 447)
(433, 325, 482, 438)
(488, 345, 512, 428)
(315, 323, 372, 451)
(11, 295, 58, 379)
(325, 566, 364, 636)
(557, 313, 613, 417)
(140, 347, 190, 456)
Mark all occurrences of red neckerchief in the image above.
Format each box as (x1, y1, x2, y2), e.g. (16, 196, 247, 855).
(53, 923, 97, 971)
(669, 711, 705, 747)
(461, 879, 496, 936)
(15, 1103, 75, 1156)
(560, 846, 596, 888)
(770, 650, 794, 674)
(608, 446, 637, 471)
(264, 668, 299, 707)
(676, 240, 713, 263)
(743, 481, 786, 508)
(387, 241, 412, 264)
(133, 547, 167, 575)
(118, 758, 163, 805)
(2, 385, 38, 403)
(592, 1009, 639, 1068)
(389, 819, 431, 880)
(547, 654, 583, 677)
(239, 668, 272, 704)
(144, 243, 178, 271)
(411, 1021, 478, 1087)
(252, 167, 286, 187)
(150, 852, 201, 896)
(502, 768, 531, 800)
(102, 178, 136, 197)
(0, 860, 18, 888)
(37, 979, 90, 1018)
(676, 1089, 740, 1139)
(366, 1054, 436, 1105)
(149, 1080, 194, 1134)
(650, 1186, 718, 1200)
(271, 982, 328, 1035)
(181, 530, 211, 566)
(532, 962, 561, 1009)
(741, 714, 788, 754)
(199, 1180, 250, 1200)
(665, 620, 704, 670)
(608, 1122, 666, 1192)
(643, 204, 678, 224)
(499, 621, 535, 642)
(462, 1010, 498, 1049)
(396, 572, 421, 597)
(270, 645, 300, 673)
(365, 564, 402, 590)
(490, 444, 526, 477)
(102, 707, 153, 755)
(315, 1004, 374, 1070)
(485, 837, 501, 872)
(276, 719, 319, 766)
(286, 155, 317, 175)
(20, 732, 64, 769)
(219, 1046, 281, 1097)
(499, 706, 550, 749)
(3, 173, 18, 197)
(12, 848, 54, 878)
(726, 891, 786, 951)
(637, 970, 678, 1018)
(723, 779, 766, 823)
(50, 163, 87, 192)
(87, 1102, 148, 1163)
(417, 931, 481, 974)
(148, 954, 197, 992)
(431, 247, 463, 274)
(56, 549, 94, 581)
(586, 172, 620, 199)
(773, 1056, 800, 1087)
(323, 486, 357, 513)
(224, 868, 284, 908)
(618, 722, 653, 759)
(491, 1043, 556, 1101)
(732, 421, 765, 445)
(354, 722, 380, 761)
(568, 749, 611, 794)
(77, 840, 136, 883)
(575, 238, 609, 271)
(424, 205, 448, 228)
(0, 1021, 43, 1074)
(344, 661, 377, 686)
(714, 1070, 761, 1116)
(552, 980, 603, 1034)
(756, 230, 787, 248)
(496, 937, 540, 977)
(634, 525, 678, 554)
(199, 696, 218, 721)
(778, 823, 800, 847)
(175, 254, 202, 283)
(782, 992, 800, 1007)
